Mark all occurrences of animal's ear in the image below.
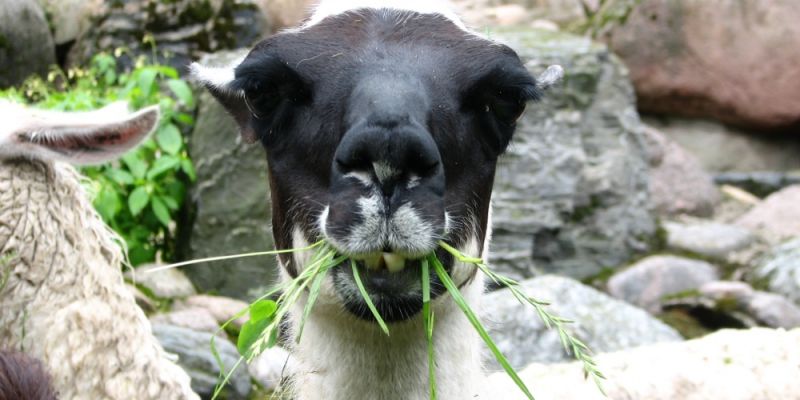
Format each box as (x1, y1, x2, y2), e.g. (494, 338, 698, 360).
(464, 63, 563, 155)
(0, 102, 159, 165)
(191, 52, 311, 145)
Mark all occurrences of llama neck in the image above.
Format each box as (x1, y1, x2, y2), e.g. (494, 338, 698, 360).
(286, 277, 485, 400)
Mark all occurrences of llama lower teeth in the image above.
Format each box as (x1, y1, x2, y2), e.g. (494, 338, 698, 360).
(383, 253, 406, 272)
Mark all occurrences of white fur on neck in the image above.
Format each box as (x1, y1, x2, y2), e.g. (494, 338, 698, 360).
(303, 0, 468, 30)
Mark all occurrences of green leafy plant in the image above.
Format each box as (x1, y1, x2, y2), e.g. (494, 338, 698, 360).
(571, 0, 642, 38)
(0, 52, 197, 265)
(160, 241, 605, 400)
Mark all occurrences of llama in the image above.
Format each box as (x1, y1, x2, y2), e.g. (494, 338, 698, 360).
(0, 100, 199, 400)
(193, 1, 561, 398)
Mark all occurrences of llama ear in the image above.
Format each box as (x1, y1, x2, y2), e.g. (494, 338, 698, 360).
(535, 65, 564, 91)
(190, 60, 259, 144)
(0, 102, 159, 165)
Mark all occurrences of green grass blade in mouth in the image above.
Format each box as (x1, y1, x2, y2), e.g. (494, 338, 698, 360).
(148, 240, 325, 273)
(296, 255, 335, 343)
(351, 259, 390, 336)
(421, 259, 437, 400)
(430, 255, 535, 400)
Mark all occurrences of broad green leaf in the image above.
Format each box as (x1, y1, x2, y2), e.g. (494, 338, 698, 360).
(128, 186, 150, 216)
(161, 195, 179, 210)
(122, 153, 148, 180)
(156, 124, 182, 155)
(151, 196, 171, 227)
(94, 185, 121, 221)
(250, 300, 278, 322)
(237, 301, 279, 358)
(181, 158, 196, 181)
(138, 68, 158, 99)
(167, 79, 195, 107)
(146, 155, 180, 179)
(105, 168, 135, 185)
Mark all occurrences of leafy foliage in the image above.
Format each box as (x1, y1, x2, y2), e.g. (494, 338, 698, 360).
(0, 52, 197, 265)
(571, 0, 642, 38)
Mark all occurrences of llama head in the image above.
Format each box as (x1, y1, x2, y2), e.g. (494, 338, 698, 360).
(0, 100, 159, 165)
(194, 5, 561, 323)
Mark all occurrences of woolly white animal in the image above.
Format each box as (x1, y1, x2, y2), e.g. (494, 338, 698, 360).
(0, 100, 199, 400)
(193, 1, 562, 399)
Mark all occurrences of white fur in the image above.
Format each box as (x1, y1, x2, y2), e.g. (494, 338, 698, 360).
(0, 102, 198, 399)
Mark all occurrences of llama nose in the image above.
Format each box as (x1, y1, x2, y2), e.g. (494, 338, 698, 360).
(333, 113, 442, 199)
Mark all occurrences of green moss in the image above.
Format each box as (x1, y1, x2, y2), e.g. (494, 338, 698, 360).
(657, 309, 711, 339)
(0, 33, 8, 50)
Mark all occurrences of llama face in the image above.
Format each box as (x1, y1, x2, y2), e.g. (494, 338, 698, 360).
(195, 8, 555, 322)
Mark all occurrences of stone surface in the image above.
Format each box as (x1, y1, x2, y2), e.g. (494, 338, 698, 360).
(485, 328, 800, 400)
(607, 255, 719, 312)
(174, 294, 250, 327)
(126, 263, 196, 299)
(485, 275, 681, 369)
(755, 238, 800, 306)
(746, 291, 800, 329)
(714, 171, 800, 199)
(663, 220, 757, 260)
(455, 0, 588, 28)
(151, 308, 220, 334)
(39, 0, 101, 45)
(0, 0, 55, 88)
(490, 29, 655, 280)
(257, 0, 314, 30)
(644, 117, 800, 173)
(606, 0, 800, 130)
(248, 346, 294, 393)
(69, 0, 268, 72)
(642, 126, 719, 217)
(736, 186, 800, 244)
(153, 323, 251, 400)
(180, 50, 279, 299)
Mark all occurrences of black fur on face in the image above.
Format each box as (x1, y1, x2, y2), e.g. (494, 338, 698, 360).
(202, 9, 541, 322)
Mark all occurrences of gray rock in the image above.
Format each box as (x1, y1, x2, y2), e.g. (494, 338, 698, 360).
(69, 0, 268, 72)
(39, 0, 101, 45)
(736, 185, 800, 244)
(643, 116, 800, 173)
(174, 294, 250, 328)
(151, 308, 220, 334)
(490, 29, 655, 280)
(126, 263, 196, 299)
(607, 255, 719, 312)
(755, 238, 800, 306)
(248, 346, 294, 392)
(663, 220, 757, 260)
(485, 275, 681, 370)
(153, 323, 251, 400)
(180, 50, 279, 299)
(642, 126, 719, 217)
(0, 0, 55, 87)
(746, 291, 800, 329)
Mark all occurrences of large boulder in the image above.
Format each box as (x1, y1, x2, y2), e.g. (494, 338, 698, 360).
(491, 29, 655, 280)
(0, 0, 55, 88)
(606, 0, 800, 130)
(69, 0, 268, 72)
(181, 50, 278, 300)
(486, 328, 800, 400)
(38, 0, 101, 45)
(485, 275, 681, 369)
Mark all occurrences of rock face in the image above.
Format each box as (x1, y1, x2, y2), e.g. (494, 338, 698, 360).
(607, 0, 800, 130)
(486, 328, 800, 400)
(491, 29, 655, 280)
(663, 221, 756, 260)
(642, 126, 719, 217)
(153, 323, 251, 400)
(485, 275, 681, 369)
(69, 0, 268, 72)
(0, 0, 55, 87)
(643, 117, 800, 173)
(126, 263, 196, 299)
(756, 238, 800, 307)
(39, 0, 101, 45)
(736, 186, 800, 244)
(607, 255, 719, 312)
(181, 50, 278, 300)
